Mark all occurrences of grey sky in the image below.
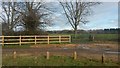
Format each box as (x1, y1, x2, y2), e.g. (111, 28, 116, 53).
(0, 2, 118, 31)
(46, 2, 118, 31)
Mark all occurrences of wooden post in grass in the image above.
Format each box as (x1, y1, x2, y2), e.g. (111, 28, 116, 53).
(46, 51, 50, 60)
(74, 51, 77, 60)
(102, 53, 105, 64)
(13, 51, 16, 59)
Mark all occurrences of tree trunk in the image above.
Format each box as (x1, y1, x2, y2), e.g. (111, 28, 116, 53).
(74, 25, 77, 39)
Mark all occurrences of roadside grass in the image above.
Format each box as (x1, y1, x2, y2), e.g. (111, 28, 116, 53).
(2, 55, 119, 66)
(2, 44, 31, 48)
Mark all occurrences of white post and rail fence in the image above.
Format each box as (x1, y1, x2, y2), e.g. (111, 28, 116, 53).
(0, 35, 71, 46)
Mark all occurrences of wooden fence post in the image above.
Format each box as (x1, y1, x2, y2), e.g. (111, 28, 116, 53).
(102, 53, 105, 64)
(74, 51, 77, 60)
(48, 36, 49, 44)
(19, 35, 21, 46)
(13, 51, 16, 59)
(35, 35, 37, 45)
(69, 35, 71, 43)
(46, 51, 50, 60)
(59, 36, 61, 43)
(2, 35, 4, 46)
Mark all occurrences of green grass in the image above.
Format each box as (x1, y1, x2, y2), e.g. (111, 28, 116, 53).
(49, 34, 118, 44)
(71, 34, 118, 44)
(93, 34, 118, 41)
(2, 55, 119, 66)
(2, 44, 31, 48)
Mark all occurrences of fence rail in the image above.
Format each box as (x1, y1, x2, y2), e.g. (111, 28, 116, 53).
(0, 35, 71, 46)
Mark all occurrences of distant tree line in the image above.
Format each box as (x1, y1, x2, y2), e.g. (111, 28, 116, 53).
(47, 28, 119, 34)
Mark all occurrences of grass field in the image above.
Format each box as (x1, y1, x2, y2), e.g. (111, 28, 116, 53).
(2, 55, 119, 66)
(50, 34, 118, 44)
(71, 34, 118, 43)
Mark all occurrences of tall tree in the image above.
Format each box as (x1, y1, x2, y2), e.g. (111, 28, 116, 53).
(60, 1, 100, 37)
(15, 2, 52, 34)
(0, 2, 20, 35)
(0, 2, 53, 35)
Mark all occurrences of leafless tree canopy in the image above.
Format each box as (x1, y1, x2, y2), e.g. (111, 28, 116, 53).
(1, 2, 20, 31)
(0, 2, 53, 35)
(60, 2, 100, 36)
(16, 2, 52, 33)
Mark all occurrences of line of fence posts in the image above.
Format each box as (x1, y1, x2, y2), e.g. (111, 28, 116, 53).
(1, 35, 71, 46)
(12, 51, 106, 64)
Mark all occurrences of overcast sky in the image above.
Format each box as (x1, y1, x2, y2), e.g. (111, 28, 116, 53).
(0, 2, 118, 31)
(46, 2, 118, 31)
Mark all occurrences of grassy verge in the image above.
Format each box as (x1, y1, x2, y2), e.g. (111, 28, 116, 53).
(2, 44, 31, 48)
(2, 55, 119, 66)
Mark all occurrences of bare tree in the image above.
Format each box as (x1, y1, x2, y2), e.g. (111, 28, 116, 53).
(0, 1, 53, 35)
(60, 1, 100, 37)
(14, 2, 53, 34)
(0, 2, 20, 35)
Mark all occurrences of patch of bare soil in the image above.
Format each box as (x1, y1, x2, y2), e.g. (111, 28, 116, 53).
(31, 43, 118, 51)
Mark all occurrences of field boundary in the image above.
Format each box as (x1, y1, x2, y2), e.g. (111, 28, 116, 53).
(0, 35, 71, 46)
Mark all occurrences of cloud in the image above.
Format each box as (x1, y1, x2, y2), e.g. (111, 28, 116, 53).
(80, 2, 118, 30)
(49, 2, 118, 30)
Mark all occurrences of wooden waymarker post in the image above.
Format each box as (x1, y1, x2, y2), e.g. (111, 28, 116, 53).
(102, 53, 105, 64)
(13, 51, 16, 59)
(46, 51, 50, 60)
(74, 51, 77, 60)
